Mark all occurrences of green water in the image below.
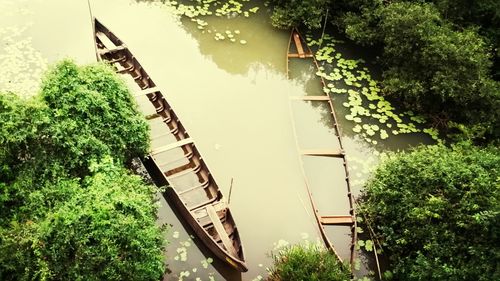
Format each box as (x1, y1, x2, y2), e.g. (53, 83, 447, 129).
(0, 0, 434, 280)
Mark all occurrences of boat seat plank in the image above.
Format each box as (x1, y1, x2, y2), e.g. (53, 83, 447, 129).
(165, 161, 201, 178)
(135, 86, 160, 97)
(189, 196, 217, 212)
(206, 204, 238, 257)
(287, 53, 314, 58)
(290, 96, 330, 101)
(165, 165, 198, 180)
(96, 31, 117, 50)
(195, 201, 225, 220)
(99, 45, 127, 55)
(150, 137, 194, 155)
(320, 215, 354, 225)
(293, 32, 306, 58)
(179, 178, 210, 196)
(301, 149, 344, 157)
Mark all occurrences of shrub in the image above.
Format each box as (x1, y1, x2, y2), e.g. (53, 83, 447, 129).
(40, 60, 150, 176)
(268, 0, 330, 29)
(0, 160, 166, 281)
(266, 243, 351, 281)
(343, 2, 500, 139)
(361, 143, 500, 281)
(0, 60, 166, 280)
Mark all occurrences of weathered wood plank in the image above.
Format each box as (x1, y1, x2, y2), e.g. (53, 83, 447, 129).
(288, 53, 314, 58)
(293, 32, 306, 58)
(301, 149, 344, 157)
(290, 95, 330, 101)
(96, 31, 117, 50)
(134, 86, 160, 97)
(150, 137, 193, 155)
(320, 215, 354, 225)
(206, 204, 238, 257)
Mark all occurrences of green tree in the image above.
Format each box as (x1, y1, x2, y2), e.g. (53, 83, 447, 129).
(342, 2, 500, 141)
(361, 143, 500, 281)
(0, 60, 166, 280)
(0, 93, 49, 182)
(268, 0, 330, 29)
(40, 60, 150, 176)
(0, 159, 166, 281)
(266, 243, 351, 281)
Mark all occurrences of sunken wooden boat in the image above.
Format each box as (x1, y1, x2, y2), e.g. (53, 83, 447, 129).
(93, 18, 247, 272)
(286, 27, 358, 267)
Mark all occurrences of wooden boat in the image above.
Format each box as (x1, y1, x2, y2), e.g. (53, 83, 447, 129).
(286, 27, 358, 267)
(93, 18, 248, 272)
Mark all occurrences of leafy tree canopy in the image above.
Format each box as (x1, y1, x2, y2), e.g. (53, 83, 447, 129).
(0, 60, 165, 281)
(40, 60, 150, 176)
(0, 159, 166, 281)
(268, 0, 330, 29)
(343, 2, 500, 141)
(361, 143, 500, 281)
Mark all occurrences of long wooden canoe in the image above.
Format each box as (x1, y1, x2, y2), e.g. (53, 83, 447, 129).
(286, 27, 357, 267)
(93, 18, 247, 272)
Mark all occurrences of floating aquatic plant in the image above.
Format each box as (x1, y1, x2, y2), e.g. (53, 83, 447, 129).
(305, 32, 440, 143)
(0, 24, 48, 98)
(165, 0, 259, 45)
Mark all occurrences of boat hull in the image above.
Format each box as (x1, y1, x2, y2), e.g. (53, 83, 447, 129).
(286, 27, 357, 267)
(93, 18, 247, 272)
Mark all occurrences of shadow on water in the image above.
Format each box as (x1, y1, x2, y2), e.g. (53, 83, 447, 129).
(143, 158, 242, 281)
(172, 0, 288, 75)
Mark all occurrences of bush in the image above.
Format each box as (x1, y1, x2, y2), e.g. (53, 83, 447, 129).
(343, 2, 500, 140)
(266, 243, 351, 281)
(268, 0, 330, 29)
(0, 160, 166, 281)
(361, 143, 500, 281)
(0, 60, 166, 280)
(0, 92, 49, 182)
(40, 60, 150, 176)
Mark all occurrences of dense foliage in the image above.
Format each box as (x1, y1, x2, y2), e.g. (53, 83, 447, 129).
(341, 1, 500, 141)
(0, 160, 165, 281)
(40, 60, 150, 176)
(266, 243, 351, 281)
(0, 60, 166, 280)
(268, 0, 500, 143)
(268, 0, 329, 29)
(361, 144, 500, 281)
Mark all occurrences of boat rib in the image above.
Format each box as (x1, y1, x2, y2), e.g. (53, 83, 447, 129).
(93, 18, 247, 272)
(286, 27, 358, 268)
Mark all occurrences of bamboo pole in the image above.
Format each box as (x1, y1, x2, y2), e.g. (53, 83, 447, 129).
(227, 177, 234, 204)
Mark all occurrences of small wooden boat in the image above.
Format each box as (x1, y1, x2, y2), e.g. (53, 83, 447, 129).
(93, 18, 247, 272)
(286, 27, 358, 267)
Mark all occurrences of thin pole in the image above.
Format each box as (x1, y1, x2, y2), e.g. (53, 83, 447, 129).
(318, 8, 329, 50)
(356, 199, 383, 280)
(227, 178, 234, 204)
(87, 0, 99, 61)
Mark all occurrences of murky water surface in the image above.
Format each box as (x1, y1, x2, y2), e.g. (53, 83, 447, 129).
(1, 0, 433, 280)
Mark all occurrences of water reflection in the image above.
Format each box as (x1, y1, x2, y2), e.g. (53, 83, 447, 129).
(89, 1, 320, 280)
(1, 0, 435, 280)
